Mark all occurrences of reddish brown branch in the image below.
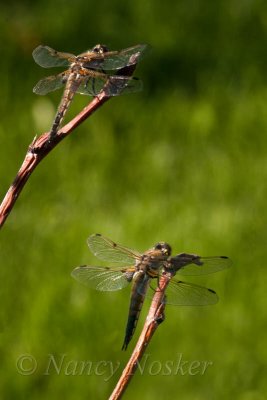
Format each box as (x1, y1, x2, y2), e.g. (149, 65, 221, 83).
(109, 272, 172, 400)
(0, 92, 109, 228)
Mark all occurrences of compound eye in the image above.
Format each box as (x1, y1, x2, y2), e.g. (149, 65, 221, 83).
(99, 44, 109, 53)
(92, 45, 101, 53)
(154, 242, 172, 256)
(154, 243, 163, 250)
(93, 44, 109, 54)
(165, 244, 172, 256)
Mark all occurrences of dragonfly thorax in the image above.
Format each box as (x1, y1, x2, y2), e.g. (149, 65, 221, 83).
(136, 242, 172, 271)
(70, 60, 85, 71)
(69, 61, 95, 79)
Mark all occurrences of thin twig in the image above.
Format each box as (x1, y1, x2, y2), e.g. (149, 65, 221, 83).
(109, 272, 173, 400)
(0, 93, 108, 228)
(0, 63, 137, 229)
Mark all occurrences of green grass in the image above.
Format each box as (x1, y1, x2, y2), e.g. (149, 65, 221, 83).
(1, 1, 267, 399)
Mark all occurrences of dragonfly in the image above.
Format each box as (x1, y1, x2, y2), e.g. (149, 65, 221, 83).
(32, 43, 148, 138)
(72, 234, 231, 350)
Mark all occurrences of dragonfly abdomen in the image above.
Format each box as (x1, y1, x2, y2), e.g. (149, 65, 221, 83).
(121, 271, 150, 350)
(50, 76, 80, 138)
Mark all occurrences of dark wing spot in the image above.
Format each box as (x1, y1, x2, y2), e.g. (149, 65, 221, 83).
(208, 288, 216, 294)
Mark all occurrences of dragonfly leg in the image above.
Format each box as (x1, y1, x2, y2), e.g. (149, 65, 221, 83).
(154, 302, 165, 324)
(149, 282, 157, 292)
(91, 77, 97, 96)
(83, 77, 91, 91)
(149, 275, 162, 293)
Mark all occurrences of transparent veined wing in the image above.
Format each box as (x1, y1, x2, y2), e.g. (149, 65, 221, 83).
(33, 72, 68, 95)
(169, 255, 231, 276)
(106, 76, 143, 96)
(76, 75, 143, 96)
(88, 234, 142, 264)
(75, 75, 106, 96)
(163, 279, 218, 305)
(71, 265, 135, 291)
(81, 44, 149, 71)
(33, 45, 75, 68)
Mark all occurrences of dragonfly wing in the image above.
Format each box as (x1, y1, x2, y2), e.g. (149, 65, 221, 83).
(76, 75, 143, 96)
(164, 279, 218, 306)
(170, 255, 231, 276)
(76, 75, 108, 96)
(32, 45, 74, 68)
(71, 266, 134, 291)
(105, 76, 143, 96)
(88, 234, 142, 264)
(33, 72, 68, 95)
(83, 44, 149, 70)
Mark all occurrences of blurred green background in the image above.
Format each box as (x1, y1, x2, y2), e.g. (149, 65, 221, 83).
(1, 1, 267, 399)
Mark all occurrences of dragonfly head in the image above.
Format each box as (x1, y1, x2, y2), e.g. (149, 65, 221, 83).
(153, 242, 172, 257)
(92, 44, 109, 54)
